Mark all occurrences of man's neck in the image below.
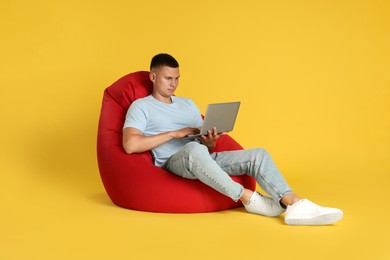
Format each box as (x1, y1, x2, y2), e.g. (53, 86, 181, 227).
(152, 93, 173, 104)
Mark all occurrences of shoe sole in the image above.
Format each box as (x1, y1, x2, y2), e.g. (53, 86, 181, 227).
(285, 212, 343, 226)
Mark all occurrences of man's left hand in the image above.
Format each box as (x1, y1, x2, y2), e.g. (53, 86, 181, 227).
(199, 127, 226, 151)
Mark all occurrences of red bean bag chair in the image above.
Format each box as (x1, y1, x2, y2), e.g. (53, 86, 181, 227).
(97, 71, 256, 213)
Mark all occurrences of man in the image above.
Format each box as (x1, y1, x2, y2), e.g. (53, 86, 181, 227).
(123, 53, 343, 225)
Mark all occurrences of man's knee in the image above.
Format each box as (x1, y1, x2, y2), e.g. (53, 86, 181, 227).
(182, 141, 209, 157)
(255, 148, 268, 156)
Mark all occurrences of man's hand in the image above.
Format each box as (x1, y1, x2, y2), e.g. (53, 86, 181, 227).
(199, 127, 226, 151)
(172, 127, 200, 139)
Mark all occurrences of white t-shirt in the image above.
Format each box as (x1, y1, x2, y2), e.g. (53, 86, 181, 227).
(123, 95, 203, 166)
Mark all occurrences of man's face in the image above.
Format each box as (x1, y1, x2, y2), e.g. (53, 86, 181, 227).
(150, 66, 180, 99)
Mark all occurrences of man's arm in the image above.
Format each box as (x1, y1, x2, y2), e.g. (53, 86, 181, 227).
(122, 127, 200, 154)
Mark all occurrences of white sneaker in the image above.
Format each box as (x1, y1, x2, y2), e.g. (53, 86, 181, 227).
(285, 199, 343, 225)
(244, 192, 286, 217)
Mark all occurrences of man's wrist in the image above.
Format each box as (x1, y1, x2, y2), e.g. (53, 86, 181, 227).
(208, 143, 216, 150)
(203, 142, 215, 150)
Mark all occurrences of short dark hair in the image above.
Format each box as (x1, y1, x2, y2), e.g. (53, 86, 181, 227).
(150, 53, 179, 70)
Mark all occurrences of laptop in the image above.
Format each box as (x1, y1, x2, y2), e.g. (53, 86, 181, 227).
(185, 101, 241, 139)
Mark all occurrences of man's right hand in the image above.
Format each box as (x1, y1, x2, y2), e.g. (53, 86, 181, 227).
(171, 127, 200, 139)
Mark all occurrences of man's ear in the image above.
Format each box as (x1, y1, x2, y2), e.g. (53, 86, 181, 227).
(149, 71, 156, 83)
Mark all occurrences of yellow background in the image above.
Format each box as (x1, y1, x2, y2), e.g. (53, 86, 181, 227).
(1, 0, 389, 259)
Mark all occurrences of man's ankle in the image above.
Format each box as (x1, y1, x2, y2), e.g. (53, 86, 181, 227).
(240, 189, 253, 205)
(280, 192, 302, 206)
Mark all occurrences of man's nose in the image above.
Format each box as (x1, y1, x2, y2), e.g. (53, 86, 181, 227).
(171, 79, 178, 87)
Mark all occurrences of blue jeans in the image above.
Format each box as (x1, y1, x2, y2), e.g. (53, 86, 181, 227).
(162, 142, 292, 203)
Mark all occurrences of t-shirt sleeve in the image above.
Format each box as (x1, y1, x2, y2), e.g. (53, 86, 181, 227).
(123, 101, 148, 132)
(188, 99, 203, 127)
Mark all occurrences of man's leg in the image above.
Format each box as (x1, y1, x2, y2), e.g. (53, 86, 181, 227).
(163, 142, 285, 216)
